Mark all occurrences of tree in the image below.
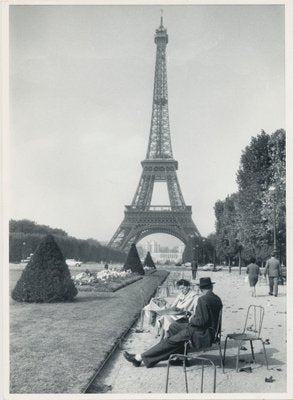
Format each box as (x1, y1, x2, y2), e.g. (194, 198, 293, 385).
(11, 234, 78, 302)
(9, 219, 68, 237)
(213, 129, 286, 266)
(9, 219, 126, 263)
(260, 130, 286, 264)
(205, 233, 217, 268)
(214, 194, 240, 265)
(237, 129, 286, 262)
(143, 252, 156, 269)
(123, 243, 145, 275)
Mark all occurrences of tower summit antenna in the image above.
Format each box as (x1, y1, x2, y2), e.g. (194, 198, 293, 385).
(160, 9, 164, 27)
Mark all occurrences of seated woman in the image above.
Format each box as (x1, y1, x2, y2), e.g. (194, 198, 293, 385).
(246, 257, 261, 297)
(141, 279, 197, 338)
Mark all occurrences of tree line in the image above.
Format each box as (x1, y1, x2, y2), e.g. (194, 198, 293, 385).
(208, 129, 286, 267)
(9, 219, 126, 263)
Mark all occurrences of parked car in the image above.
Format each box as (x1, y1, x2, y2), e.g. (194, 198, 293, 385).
(66, 259, 82, 267)
(202, 263, 223, 272)
(202, 263, 214, 271)
(20, 253, 34, 264)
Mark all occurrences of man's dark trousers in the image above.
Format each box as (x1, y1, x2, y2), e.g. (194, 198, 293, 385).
(191, 261, 197, 280)
(269, 277, 279, 296)
(192, 268, 197, 280)
(141, 321, 189, 368)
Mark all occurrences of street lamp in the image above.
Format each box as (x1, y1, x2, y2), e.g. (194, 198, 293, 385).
(269, 185, 277, 253)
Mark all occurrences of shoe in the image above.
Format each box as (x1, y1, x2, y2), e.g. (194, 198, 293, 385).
(265, 375, 275, 383)
(123, 351, 141, 367)
(269, 293, 273, 296)
(274, 295, 278, 297)
(239, 366, 252, 373)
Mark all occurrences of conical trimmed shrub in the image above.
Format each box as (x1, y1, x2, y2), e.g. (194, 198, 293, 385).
(123, 243, 145, 275)
(143, 251, 156, 269)
(11, 234, 78, 302)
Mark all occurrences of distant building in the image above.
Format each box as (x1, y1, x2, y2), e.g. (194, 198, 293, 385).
(145, 240, 160, 253)
(151, 251, 182, 264)
(143, 240, 183, 264)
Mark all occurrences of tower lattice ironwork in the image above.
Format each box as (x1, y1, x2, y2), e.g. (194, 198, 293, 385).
(108, 17, 201, 251)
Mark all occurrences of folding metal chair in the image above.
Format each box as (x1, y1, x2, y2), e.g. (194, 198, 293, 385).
(156, 285, 170, 297)
(165, 354, 216, 393)
(223, 305, 269, 372)
(184, 308, 224, 371)
(165, 308, 224, 393)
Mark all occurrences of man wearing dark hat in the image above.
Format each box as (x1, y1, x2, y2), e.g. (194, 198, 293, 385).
(123, 277, 223, 368)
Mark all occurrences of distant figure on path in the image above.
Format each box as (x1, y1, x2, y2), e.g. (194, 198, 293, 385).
(123, 277, 222, 368)
(191, 260, 198, 280)
(264, 252, 281, 297)
(246, 257, 261, 297)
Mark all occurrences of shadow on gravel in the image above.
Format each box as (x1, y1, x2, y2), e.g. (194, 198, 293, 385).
(252, 293, 286, 298)
(86, 383, 112, 393)
(222, 347, 285, 371)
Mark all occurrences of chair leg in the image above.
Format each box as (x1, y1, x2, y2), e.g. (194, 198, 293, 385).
(183, 357, 189, 393)
(218, 342, 224, 373)
(249, 340, 255, 362)
(223, 336, 229, 365)
(261, 340, 269, 370)
(200, 361, 204, 393)
(213, 364, 217, 393)
(165, 359, 171, 393)
(236, 341, 242, 372)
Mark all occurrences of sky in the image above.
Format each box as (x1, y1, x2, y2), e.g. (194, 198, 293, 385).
(9, 4, 285, 247)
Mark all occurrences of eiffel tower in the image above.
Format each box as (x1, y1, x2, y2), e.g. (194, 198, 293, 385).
(108, 17, 201, 252)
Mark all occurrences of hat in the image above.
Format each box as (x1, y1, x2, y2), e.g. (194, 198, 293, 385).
(196, 277, 215, 289)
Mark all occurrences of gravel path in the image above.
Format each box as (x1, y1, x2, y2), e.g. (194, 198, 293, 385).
(95, 269, 286, 394)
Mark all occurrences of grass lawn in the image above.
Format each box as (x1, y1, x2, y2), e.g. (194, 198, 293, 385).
(9, 267, 169, 393)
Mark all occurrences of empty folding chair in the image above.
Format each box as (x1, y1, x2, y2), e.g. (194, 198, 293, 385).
(223, 305, 269, 372)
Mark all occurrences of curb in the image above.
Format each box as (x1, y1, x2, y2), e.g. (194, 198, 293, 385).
(81, 270, 170, 393)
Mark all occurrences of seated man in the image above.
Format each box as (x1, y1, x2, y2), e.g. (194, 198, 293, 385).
(124, 277, 222, 368)
(141, 279, 197, 337)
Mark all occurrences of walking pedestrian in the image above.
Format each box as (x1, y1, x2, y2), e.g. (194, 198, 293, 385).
(191, 260, 198, 280)
(264, 251, 281, 297)
(246, 257, 261, 297)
